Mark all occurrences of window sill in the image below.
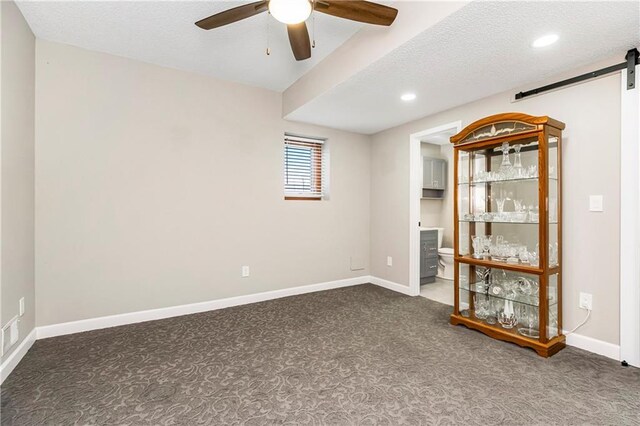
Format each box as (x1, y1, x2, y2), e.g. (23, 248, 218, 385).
(284, 196, 322, 201)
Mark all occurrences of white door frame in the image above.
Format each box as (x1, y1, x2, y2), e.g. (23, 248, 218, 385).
(620, 65, 640, 367)
(409, 121, 462, 296)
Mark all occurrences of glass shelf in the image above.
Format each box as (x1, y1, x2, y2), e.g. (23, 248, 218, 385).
(456, 255, 543, 274)
(459, 220, 558, 225)
(460, 281, 557, 308)
(452, 311, 543, 343)
(458, 176, 558, 185)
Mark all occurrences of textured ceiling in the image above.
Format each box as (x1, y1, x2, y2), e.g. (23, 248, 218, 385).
(16, 1, 365, 92)
(286, 1, 640, 134)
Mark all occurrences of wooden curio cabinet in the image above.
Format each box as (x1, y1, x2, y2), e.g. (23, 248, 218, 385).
(449, 113, 565, 357)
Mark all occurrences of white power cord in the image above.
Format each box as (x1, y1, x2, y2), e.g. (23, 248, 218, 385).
(565, 309, 591, 335)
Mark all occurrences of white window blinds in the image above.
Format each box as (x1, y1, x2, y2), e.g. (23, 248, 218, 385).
(284, 135, 325, 199)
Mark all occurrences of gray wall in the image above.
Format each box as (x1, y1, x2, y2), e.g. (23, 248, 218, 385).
(35, 41, 371, 326)
(0, 1, 36, 364)
(371, 60, 622, 345)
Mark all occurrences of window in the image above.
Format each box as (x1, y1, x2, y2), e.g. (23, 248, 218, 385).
(284, 134, 325, 200)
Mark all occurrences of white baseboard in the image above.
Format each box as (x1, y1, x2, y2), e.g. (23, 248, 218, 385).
(37, 276, 370, 340)
(369, 276, 416, 296)
(0, 328, 36, 385)
(565, 331, 620, 361)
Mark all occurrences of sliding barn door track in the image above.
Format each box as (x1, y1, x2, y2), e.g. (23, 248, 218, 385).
(515, 48, 639, 100)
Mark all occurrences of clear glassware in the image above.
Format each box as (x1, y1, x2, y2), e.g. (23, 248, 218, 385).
(496, 190, 506, 218)
(496, 202, 506, 221)
(498, 300, 518, 329)
(474, 293, 491, 319)
(471, 236, 483, 259)
(506, 244, 519, 264)
(499, 142, 512, 174)
(518, 304, 539, 338)
(529, 243, 540, 267)
(482, 235, 492, 258)
(513, 199, 524, 212)
(518, 247, 529, 264)
(488, 269, 506, 296)
(516, 277, 534, 296)
(485, 296, 498, 324)
(503, 278, 518, 300)
(476, 266, 491, 284)
(513, 144, 524, 177)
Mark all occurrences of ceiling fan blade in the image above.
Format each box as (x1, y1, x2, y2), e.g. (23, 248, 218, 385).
(195, 1, 268, 30)
(315, 1, 398, 26)
(287, 23, 312, 61)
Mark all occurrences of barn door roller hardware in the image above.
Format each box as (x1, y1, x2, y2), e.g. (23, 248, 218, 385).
(515, 48, 639, 100)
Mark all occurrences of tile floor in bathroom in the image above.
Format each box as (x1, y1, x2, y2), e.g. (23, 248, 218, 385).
(420, 277, 454, 306)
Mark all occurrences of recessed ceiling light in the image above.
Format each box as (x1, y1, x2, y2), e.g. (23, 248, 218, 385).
(401, 93, 417, 101)
(532, 34, 559, 48)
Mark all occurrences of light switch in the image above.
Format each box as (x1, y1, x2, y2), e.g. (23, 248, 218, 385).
(589, 195, 603, 212)
(9, 321, 18, 345)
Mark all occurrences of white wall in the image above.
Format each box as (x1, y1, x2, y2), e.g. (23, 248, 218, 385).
(35, 41, 371, 327)
(0, 1, 36, 364)
(371, 60, 622, 345)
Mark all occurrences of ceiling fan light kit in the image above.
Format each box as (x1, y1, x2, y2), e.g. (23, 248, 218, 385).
(195, 1, 398, 61)
(269, 0, 312, 25)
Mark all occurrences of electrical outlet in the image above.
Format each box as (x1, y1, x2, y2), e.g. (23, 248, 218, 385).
(19, 297, 25, 316)
(241, 266, 250, 278)
(579, 292, 593, 310)
(386, 256, 393, 267)
(10, 321, 18, 345)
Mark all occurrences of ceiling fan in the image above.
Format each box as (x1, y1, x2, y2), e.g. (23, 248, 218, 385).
(195, 0, 398, 61)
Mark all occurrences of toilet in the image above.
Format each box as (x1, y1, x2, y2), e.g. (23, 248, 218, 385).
(434, 228, 454, 280)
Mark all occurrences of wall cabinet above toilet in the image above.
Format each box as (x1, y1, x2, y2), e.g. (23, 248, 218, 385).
(423, 157, 447, 199)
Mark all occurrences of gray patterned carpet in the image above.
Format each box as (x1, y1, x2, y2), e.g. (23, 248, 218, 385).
(2, 284, 639, 425)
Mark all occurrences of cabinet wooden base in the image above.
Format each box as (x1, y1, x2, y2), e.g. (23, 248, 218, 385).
(450, 314, 566, 357)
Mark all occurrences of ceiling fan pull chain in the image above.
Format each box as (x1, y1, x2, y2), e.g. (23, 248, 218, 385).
(312, 1, 316, 48)
(266, 11, 271, 56)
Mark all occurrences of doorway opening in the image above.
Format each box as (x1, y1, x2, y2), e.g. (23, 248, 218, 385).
(409, 121, 462, 303)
